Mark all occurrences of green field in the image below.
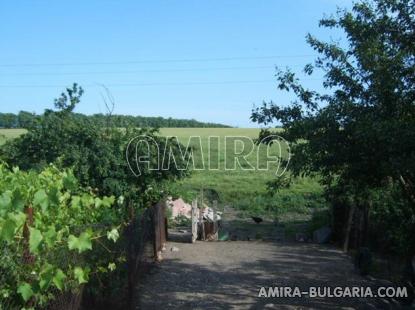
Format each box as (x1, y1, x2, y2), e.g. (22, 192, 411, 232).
(159, 128, 325, 221)
(0, 128, 27, 145)
(0, 127, 325, 220)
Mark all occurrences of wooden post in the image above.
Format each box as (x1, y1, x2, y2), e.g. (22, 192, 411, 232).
(212, 200, 218, 241)
(23, 204, 35, 264)
(199, 201, 205, 241)
(343, 203, 355, 252)
(191, 200, 198, 243)
(160, 202, 166, 247)
(165, 217, 168, 243)
(153, 203, 162, 262)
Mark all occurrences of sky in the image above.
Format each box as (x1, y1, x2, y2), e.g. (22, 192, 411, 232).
(0, 0, 352, 127)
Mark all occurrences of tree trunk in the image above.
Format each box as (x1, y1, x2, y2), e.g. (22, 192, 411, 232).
(343, 203, 355, 252)
(23, 204, 35, 264)
(362, 201, 370, 247)
(399, 174, 415, 206)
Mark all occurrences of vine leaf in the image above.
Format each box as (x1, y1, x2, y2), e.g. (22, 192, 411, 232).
(0, 219, 16, 243)
(39, 263, 54, 290)
(9, 212, 27, 230)
(17, 283, 33, 302)
(107, 228, 119, 243)
(47, 186, 60, 206)
(33, 189, 49, 212)
(44, 226, 57, 247)
(63, 174, 78, 191)
(73, 267, 88, 284)
(53, 269, 66, 291)
(29, 228, 43, 254)
(108, 262, 116, 271)
(12, 189, 25, 211)
(0, 191, 12, 211)
(67, 231, 92, 253)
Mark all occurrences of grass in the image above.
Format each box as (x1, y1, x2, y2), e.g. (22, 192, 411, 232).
(159, 128, 326, 220)
(0, 127, 327, 222)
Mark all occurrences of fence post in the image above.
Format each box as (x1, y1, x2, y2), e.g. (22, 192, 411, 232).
(160, 201, 166, 250)
(23, 204, 35, 264)
(213, 200, 218, 240)
(191, 200, 198, 243)
(199, 200, 205, 241)
(153, 204, 159, 261)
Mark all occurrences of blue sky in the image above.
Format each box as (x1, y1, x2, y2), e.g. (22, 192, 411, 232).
(0, 0, 352, 127)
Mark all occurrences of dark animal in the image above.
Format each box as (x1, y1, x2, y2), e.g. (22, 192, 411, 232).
(251, 216, 263, 224)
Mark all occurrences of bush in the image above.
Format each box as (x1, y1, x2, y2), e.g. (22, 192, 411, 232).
(0, 84, 190, 210)
(0, 164, 121, 308)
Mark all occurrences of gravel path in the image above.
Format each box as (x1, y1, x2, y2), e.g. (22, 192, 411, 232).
(135, 241, 394, 309)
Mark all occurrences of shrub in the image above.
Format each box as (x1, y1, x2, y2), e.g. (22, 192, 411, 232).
(0, 164, 121, 308)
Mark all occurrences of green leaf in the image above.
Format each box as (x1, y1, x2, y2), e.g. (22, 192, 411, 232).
(106, 228, 119, 243)
(0, 191, 12, 210)
(94, 197, 102, 208)
(67, 231, 92, 253)
(11, 189, 25, 211)
(47, 186, 60, 206)
(52, 269, 66, 291)
(108, 262, 116, 271)
(33, 189, 49, 212)
(73, 267, 88, 284)
(63, 174, 77, 191)
(101, 196, 115, 208)
(43, 226, 57, 247)
(9, 212, 27, 230)
(0, 219, 16, 243)
(117, 195, 124, 206)
(17, 283, 33, 302)
(70, 196, 81, 210)
(39, 263, 54, 290)
(29, 228, 43, 254)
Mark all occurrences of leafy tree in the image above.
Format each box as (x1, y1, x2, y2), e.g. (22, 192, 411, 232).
(1, 84, 190, 210)
(252, 0, 415, 258)
(0, 111, 230, 128)
(53, 83, 84, 113)
(17, 111, 37, 129)
(0, 113, 17, 128)
(0, 84, 194, 307)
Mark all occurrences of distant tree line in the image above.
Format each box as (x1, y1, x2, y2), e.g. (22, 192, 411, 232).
(0, 111, 231, 129)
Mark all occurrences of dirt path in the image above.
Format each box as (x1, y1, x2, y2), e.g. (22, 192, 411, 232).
(134, 241, 393, 309)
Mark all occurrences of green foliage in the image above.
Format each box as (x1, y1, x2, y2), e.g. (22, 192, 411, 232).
(67, 231, 93, 254)
(0, 84, 190, 210)
(54, 83, 84, 113)
(0, 85, 195, 307)
(28, 228, 43, 254)
(252, 0, 415, 188)
(251, 0, 415, 256)
(369, 183, 415, 256)
(0, 111, 230, 129)
(17, 283, 33, 302)
(308, 209, 331, 234)
(0, 164, 120, 308)
(170, 214, 191, 227)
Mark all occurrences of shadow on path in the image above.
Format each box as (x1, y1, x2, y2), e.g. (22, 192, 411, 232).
(135, 241, 394, 309)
